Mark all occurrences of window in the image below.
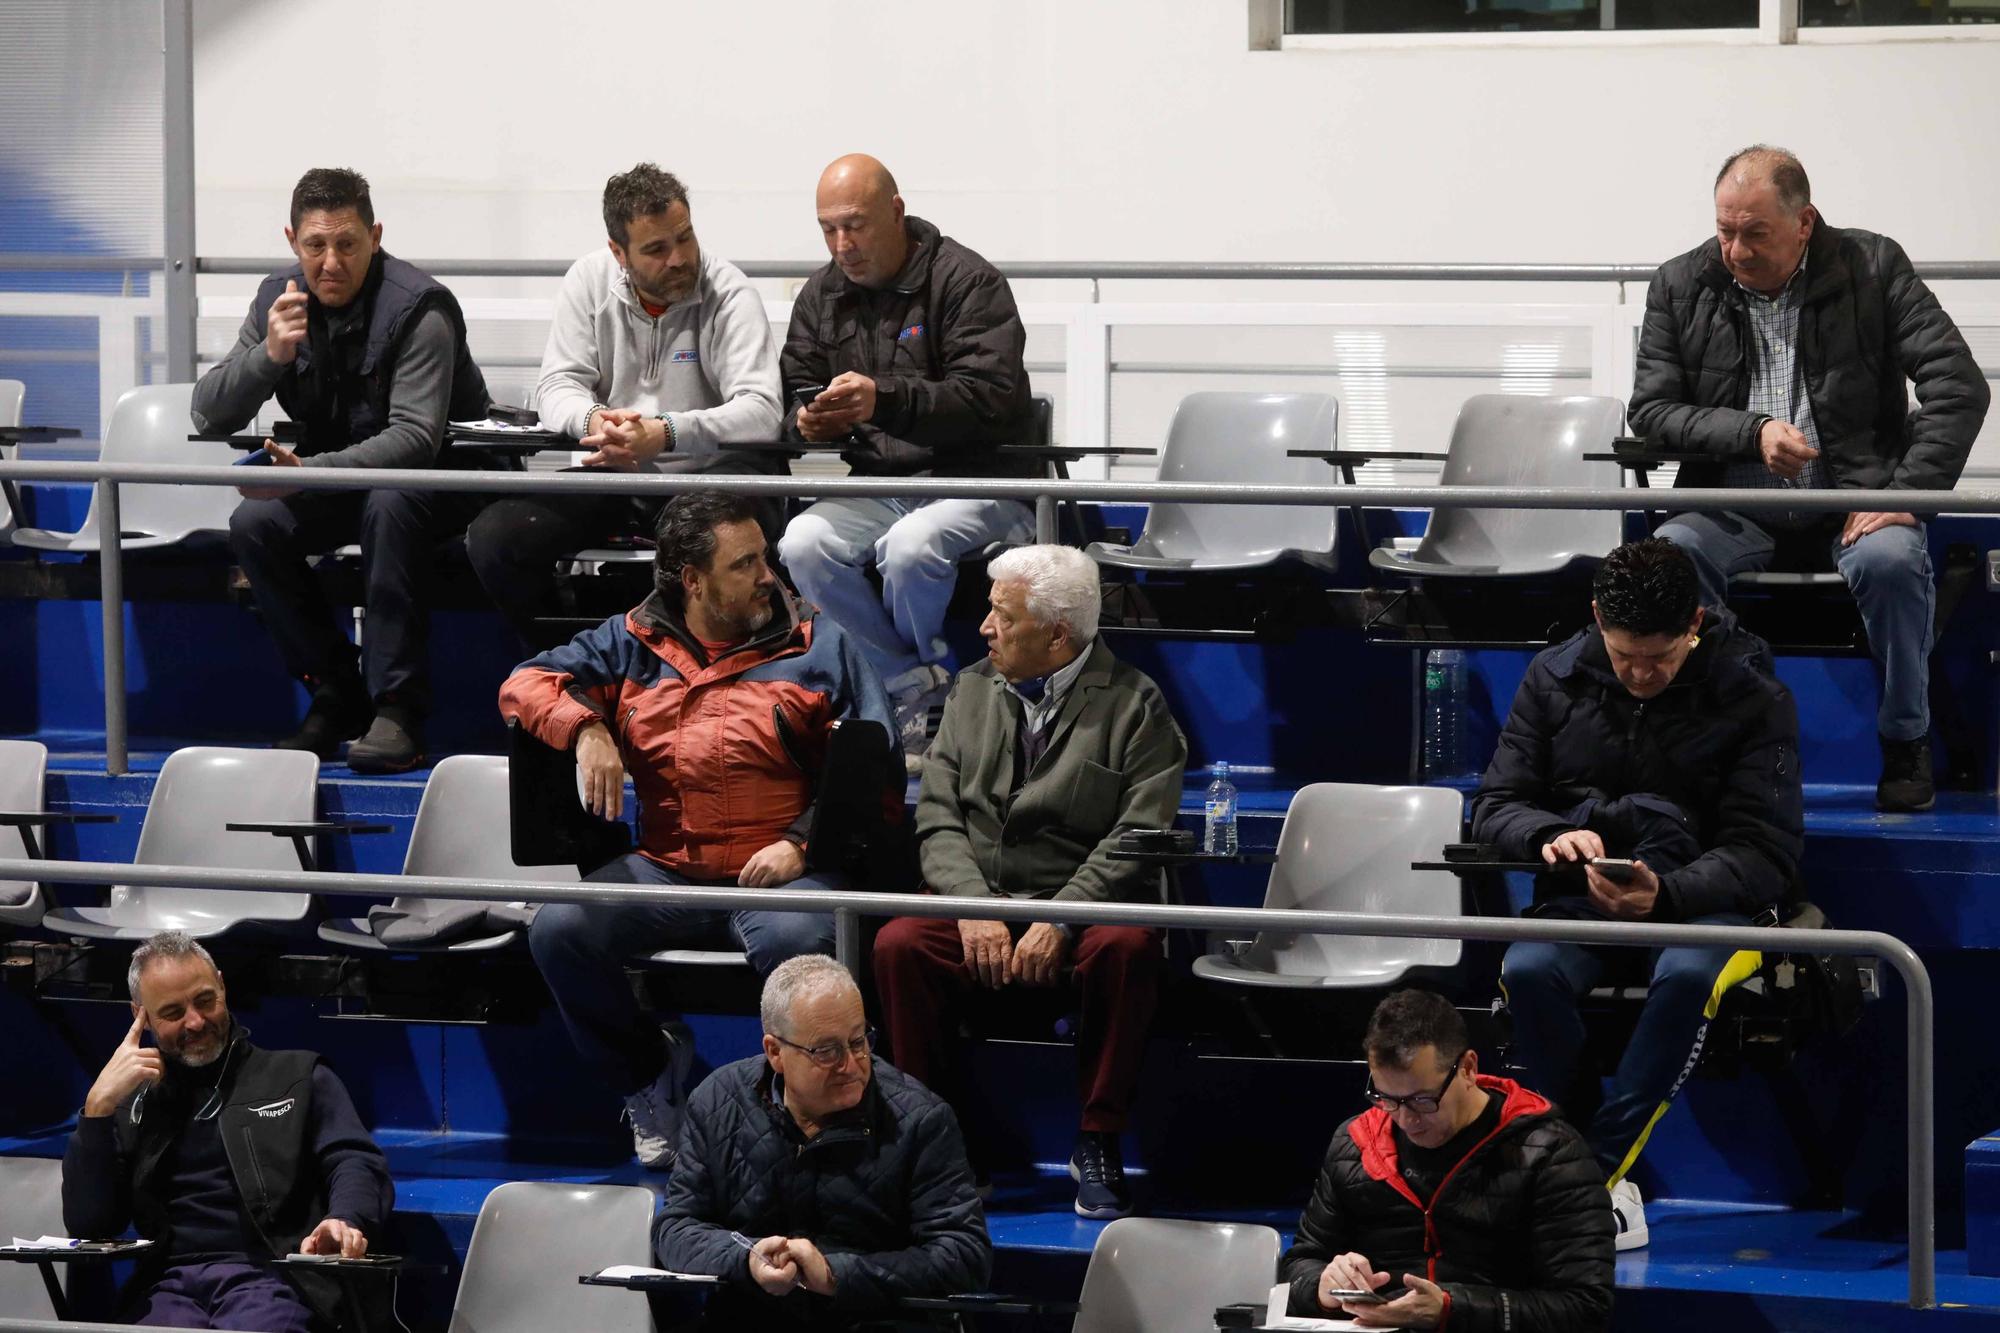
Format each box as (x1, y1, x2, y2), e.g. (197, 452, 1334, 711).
(1284, 0, 1759, 33)
(1800, 0, 2000, 23)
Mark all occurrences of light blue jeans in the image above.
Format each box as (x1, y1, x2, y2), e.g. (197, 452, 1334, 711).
(778, 496, 1033, 685)
(1657, 511, 1934, 741)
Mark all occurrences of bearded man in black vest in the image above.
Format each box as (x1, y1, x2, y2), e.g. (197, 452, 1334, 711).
(63, 931, 392, 1331)
(193, 167, 497, 772)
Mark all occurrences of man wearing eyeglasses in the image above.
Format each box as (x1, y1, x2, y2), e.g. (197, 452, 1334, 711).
(1280, 990, 1615, 1332)
(62, 931, 393, 1332)
(656, 955, 990, 1330)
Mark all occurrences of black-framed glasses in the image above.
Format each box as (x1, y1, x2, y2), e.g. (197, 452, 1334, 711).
(773, 1027, 877, 1070)
(1363, 1054, 1465, 1116)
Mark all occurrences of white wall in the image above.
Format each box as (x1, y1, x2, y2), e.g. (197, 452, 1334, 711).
(189, 0, 2000, 269)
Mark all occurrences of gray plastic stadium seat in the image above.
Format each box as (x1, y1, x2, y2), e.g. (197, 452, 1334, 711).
(0, 740, 50, 928)
(12, 383, 238, 554)
(44, 747, 320, 941)
(1086, 392, 1339, 573)
(0, 1156, 67, 1319)
(1193, 783, 1463, 989)
(449, 1181, 657, 1333)
(318, 755, 578, 952)
(1368, 393, 1625, 579)
(1073, 1217, 1281, 1333)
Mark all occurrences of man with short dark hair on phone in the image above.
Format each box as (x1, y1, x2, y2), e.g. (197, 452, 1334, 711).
(1471, 538, 1803, 1251)
(194, 166, 499, 773)
(466, 163, 783, 650)
(777, 153, 1036, 772)
(62, 930, 392, 1331)
(1280, 989, 1614, 1331)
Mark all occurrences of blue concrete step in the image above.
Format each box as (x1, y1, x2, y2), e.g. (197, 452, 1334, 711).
(1971, 1130, 2000, 1278)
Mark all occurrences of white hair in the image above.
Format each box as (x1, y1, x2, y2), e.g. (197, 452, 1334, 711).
(128, 930, 218, 1003)
(760, 954, 859, 1037)
(986, 544, 1101, 644)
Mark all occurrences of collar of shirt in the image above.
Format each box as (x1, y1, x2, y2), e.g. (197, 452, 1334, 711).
(1009, 641, 1092, 733)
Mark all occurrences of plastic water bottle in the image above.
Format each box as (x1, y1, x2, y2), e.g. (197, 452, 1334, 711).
(1421, 649, 1469, 780)
(1204, 762, 1239, 856)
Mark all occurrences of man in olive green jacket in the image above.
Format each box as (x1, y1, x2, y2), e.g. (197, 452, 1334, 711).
(873, 545, 1187, 1221)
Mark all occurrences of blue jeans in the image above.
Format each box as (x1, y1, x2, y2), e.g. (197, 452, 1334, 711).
(528, 852, 840, 1093)
(778, 496, 1033, 685)
(1657, 510, 1934, 741)
(1502, 912, 1760, 1184)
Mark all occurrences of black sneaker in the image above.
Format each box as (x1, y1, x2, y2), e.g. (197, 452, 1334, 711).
(1068, 1131, 1133, 1220)
(275, 690, 370, 760)
(1876, 736, 1935, 813)
(347, 709, 425, 774)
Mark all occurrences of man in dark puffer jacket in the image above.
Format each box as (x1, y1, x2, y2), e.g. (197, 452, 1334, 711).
(1474, 539, 1802, 1252)
(1630, 144, 1989, 812)
(1281, 990, 1614, 1331)
(655, 955, 989, 1330)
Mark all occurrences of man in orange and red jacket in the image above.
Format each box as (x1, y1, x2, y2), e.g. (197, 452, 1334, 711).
(1280, 990, 1614, 1332)
(501, 491, 896, 1171)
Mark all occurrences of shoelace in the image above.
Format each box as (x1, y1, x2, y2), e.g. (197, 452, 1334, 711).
(1077, 1141, 1123, 1186)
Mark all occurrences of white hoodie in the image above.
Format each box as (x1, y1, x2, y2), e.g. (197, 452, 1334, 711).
(534, 247, 781, 464)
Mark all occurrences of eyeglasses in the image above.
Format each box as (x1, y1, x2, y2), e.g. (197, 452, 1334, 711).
(1363, 1055, 1465, 1116)
(773, 1027, 877, 1070)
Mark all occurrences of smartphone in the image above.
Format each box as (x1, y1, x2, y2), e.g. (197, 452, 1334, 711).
(1328, 1286, 1406, 1305)
(232, 449, 272, 467)
(1589, 857, 1638, 883)
(792, 383, 828, 412)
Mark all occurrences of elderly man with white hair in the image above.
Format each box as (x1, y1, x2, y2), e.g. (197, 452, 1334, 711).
(655, 954, 989, 1330)
(873, 544, 1188, 1220)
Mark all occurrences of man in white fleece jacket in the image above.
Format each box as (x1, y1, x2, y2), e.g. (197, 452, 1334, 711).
(466, 164, 783, 649)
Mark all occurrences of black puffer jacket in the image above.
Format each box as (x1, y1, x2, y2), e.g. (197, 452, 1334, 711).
(1470, 609, 1802, 922)
(1281, 1077, 1614, 1333)
(781, 215, 1035, 478)
(1630, 217, 1989, 493)
(654, 1056, 990, 1329)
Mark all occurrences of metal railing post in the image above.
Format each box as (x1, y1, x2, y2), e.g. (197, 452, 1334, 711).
(834, 906, 861, 976)
(97, 481, 128, 776)
(1889, 940, 1938, 1307)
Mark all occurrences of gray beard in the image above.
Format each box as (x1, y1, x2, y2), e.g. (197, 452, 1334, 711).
(166, 1013, 233, 1068)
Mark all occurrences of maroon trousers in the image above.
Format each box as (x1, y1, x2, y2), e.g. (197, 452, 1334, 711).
(873, 915, 1162, 1134)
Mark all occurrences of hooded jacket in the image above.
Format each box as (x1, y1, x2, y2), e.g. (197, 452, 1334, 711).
(1280, 1076, 1614, 1333)
(61, 1027, 392, 1331)
(534, 247, 784, 469)
(1470, 609, 1803, 922)
(781, 215, 1035, 479)
(499, 589, 896, 878)
(654, 1056, 990, 1329)
(1630, 217, 1989, 494)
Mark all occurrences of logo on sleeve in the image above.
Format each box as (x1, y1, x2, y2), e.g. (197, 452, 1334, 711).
(248, 1098, 296, 1119)
(671, 348, 699, 364)
(898, 324, 925, 342)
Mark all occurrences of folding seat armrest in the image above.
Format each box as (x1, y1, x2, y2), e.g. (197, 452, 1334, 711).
(0, 810, 119, 860)
(225, 820, 393, 872)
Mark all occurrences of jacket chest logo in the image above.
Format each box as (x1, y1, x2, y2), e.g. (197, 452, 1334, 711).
(248, 1097, 296, 1119)
(898, 323, 924, 342)
(671, 348, 699, 363)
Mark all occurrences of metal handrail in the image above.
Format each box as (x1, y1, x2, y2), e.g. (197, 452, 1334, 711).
(0, 855, 1939, 1309)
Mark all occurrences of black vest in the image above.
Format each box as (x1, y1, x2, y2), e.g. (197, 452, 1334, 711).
(112, 1036, 365, 1329)
(250, 252, 491, 464)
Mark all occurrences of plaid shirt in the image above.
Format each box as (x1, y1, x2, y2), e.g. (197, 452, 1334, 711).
(1722, 256, 1828, 527)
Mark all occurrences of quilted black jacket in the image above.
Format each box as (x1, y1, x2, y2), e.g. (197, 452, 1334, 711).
(1629, 216, 1989, 493)
(1280, 1077, 1614, 1333)
(1469, 609, 1802, 923)
(654, 1056, 990, 1329)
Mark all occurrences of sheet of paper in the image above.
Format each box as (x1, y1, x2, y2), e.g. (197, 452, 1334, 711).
(449, 418, 548, 433)
(594, 1265, 718, 1284)
(1263, 1279, 1351, 1329)
(8, 1235, 78, 1250)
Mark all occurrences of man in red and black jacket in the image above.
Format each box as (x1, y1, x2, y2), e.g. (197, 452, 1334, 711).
(500, 492, 897, 1172)
(1280, 990, 1614, 1332)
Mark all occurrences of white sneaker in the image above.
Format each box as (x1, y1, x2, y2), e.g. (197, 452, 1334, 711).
(1610, 1178, 1650, 1251)
(889, 664, 952, 775)
(621, 1023, 696, 1170)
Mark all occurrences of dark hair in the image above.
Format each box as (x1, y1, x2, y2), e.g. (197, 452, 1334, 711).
(653, 493, 764, 603)
(289, 168, 374, 231)
(1364, 989, 1468, 1072)
(1593, 539, 1701, 637)
(602, 163, 690, 247)
(1715, 145, 1812, 216)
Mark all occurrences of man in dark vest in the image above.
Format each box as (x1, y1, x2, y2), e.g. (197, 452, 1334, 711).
(63, 930, 393, 1331)
(193, 167, 497, 772)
